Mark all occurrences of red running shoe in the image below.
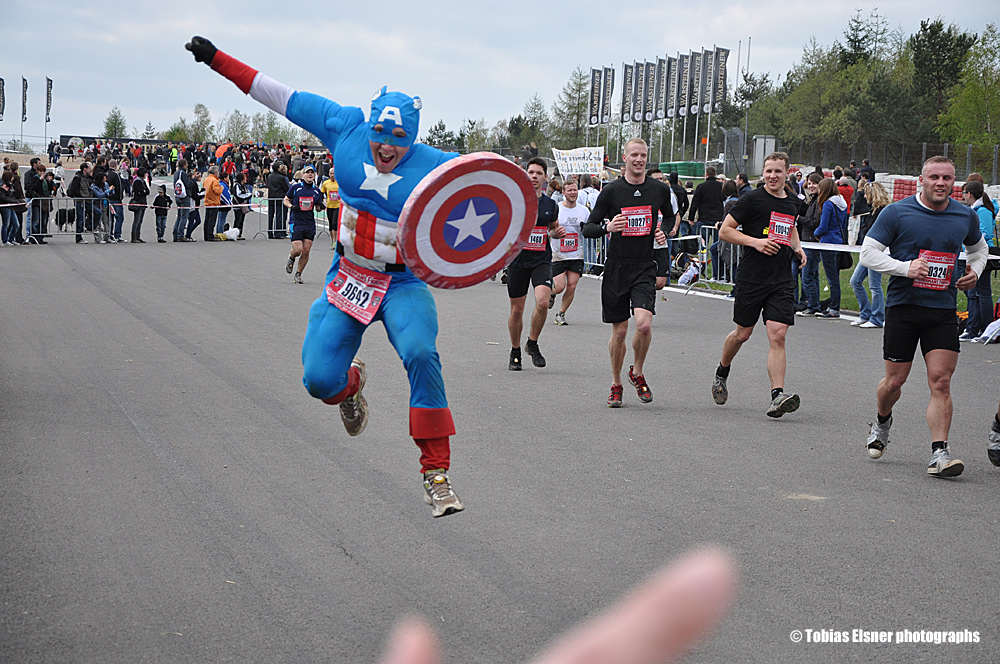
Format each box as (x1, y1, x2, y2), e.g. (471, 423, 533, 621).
(628, 366, 652, 403)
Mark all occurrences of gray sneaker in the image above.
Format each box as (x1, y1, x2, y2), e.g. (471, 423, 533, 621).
(766, 392, 800, 418)
(285, 254, 295, 274)
(339, 359, 368, 436)
(867, 415, 892, 459)
(988, 421, 1000, 467)
(294, 272, 303, 284)
(712, 374, 728, 405)
(927, 446, 964, 478)
(423, 470, 465, 517)
(554, 312, 567, 325)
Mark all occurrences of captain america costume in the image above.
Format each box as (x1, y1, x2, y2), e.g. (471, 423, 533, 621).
(189, 39, 461, 490)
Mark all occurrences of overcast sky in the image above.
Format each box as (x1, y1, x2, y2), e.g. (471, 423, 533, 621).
(3, 1, 997, 148)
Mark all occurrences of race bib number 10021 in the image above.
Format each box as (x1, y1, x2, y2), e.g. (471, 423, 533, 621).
(768, 212, 794, 246)
(912, 250, 957, 291)
(621, 205, 652, 236)
(326, 259, 392, 325)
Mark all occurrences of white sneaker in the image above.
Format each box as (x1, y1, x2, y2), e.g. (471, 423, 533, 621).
(859, 321, 882, 328)
(927, 446, 964, 478)
(851, 318, 867, 327)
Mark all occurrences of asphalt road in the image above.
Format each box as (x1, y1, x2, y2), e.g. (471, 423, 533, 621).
(2, 232, 998, 663)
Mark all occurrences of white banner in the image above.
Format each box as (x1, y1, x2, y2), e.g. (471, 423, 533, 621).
(552, 147, 605, 175)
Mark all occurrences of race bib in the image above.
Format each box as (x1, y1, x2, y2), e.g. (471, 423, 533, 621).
(327, 190, 340, 205)
(559, 233, 579, 253)
(326, 259, 392, 325)
(912, 250, 957, 291)
(768, 212, 793, 246)
(525, 225, 548, 250)
(621, 205, 652, 236)
(299, 197, 314, 212)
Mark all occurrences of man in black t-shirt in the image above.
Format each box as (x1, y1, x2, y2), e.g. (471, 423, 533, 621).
(507, 157, 562, 371)
(582, 138, 670, 407)
(711, 152, 807, 418)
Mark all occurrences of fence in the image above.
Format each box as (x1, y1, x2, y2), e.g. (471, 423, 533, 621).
(0, 196, 334, 244)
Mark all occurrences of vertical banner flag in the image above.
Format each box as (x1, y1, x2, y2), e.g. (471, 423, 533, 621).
(654, 58, 667, 120)
(666, 57, 678, 119)
(0, 78, 5, 121)
(46, 77, 52, 122)
(711, 47, 730, 112)
(631, 62, 643, 122)
(22, 77, 28, 122)
(678, 53, 690, 117)
(643, 61, 656, 122)
(601, 66, 614, 124)
(620, 63, 634, 123)
(589, 69, 602, 126)
(689, 51, 702, 116)
(701, 49, 714, 114)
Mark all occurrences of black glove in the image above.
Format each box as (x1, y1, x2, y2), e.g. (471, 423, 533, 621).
(185, 36, 218, 65)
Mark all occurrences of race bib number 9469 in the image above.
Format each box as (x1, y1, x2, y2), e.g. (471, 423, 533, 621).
(621, 205, 652, 236)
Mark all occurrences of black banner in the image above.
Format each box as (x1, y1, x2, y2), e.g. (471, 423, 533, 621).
(631, 62, 643, 122)
(620, 63, 633, 123)
(678, 54, 690, 118)
(0, 78, 5, 122)
(666, 57, 678, 119)
(22, 77, 27, 122)
(589, 68, 602, 126)
(654, 58, 666, 120)
(711, 47, 730, 112)
(642, 62, 656, 122)
(701, 49, 714, 114)
(46, 77, 52, 122)
(601, 66, 614, 124)
(690, 52, 702, 116)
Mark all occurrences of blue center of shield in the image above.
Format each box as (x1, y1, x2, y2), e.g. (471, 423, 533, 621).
(443, 196, 499, 250)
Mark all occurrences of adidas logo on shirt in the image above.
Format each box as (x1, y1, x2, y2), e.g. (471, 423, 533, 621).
(633, 190, 641, 196)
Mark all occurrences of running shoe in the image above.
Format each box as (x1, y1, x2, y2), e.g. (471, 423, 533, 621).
(294, 272, 303, 284)
(339, 359, 368, 436)
(712, 374, 728, 405)
(285, 254, 295, 274)
(628, 366, 652, 403)
(500, 269, 507, 285)
(525, 340, 546, 368)
(423, 470, 465, 517)
(554, 312, 567, 325)
(866, 415, 892, 459)
(927, 446, 964, 478)
(548, 293, 556, 309)
(509, 348, 522, 371)
(766, 392, 800, 418)
(607, 384, 624, 408)
(988, 420, 1000, 467)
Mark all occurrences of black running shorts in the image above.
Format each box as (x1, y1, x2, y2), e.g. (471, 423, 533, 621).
(883, 304, 960, 362)
(552, 259, 585, 277)
(732, 281, 796, 327)
(601, 258, 656, 323)
(506, 262, 553, 299)
(290, 225, 316, 242)
(654, 248, 670, 278)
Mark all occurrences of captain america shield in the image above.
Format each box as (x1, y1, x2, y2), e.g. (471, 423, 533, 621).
(397, 152, 538, 289)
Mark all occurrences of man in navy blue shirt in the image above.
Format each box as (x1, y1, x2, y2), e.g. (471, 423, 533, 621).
(283, 164, 323, 284)
(860, 156, 989, 477)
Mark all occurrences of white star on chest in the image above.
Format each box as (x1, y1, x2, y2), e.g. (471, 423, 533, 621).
(447, 200, 495, 246)
(360, 163, 402, 200)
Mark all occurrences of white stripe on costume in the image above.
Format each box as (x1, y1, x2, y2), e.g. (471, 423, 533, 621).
(249, 73, 294, 116)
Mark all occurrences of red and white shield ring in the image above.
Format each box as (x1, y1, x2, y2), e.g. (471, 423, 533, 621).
(397, 152, 538, 289)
